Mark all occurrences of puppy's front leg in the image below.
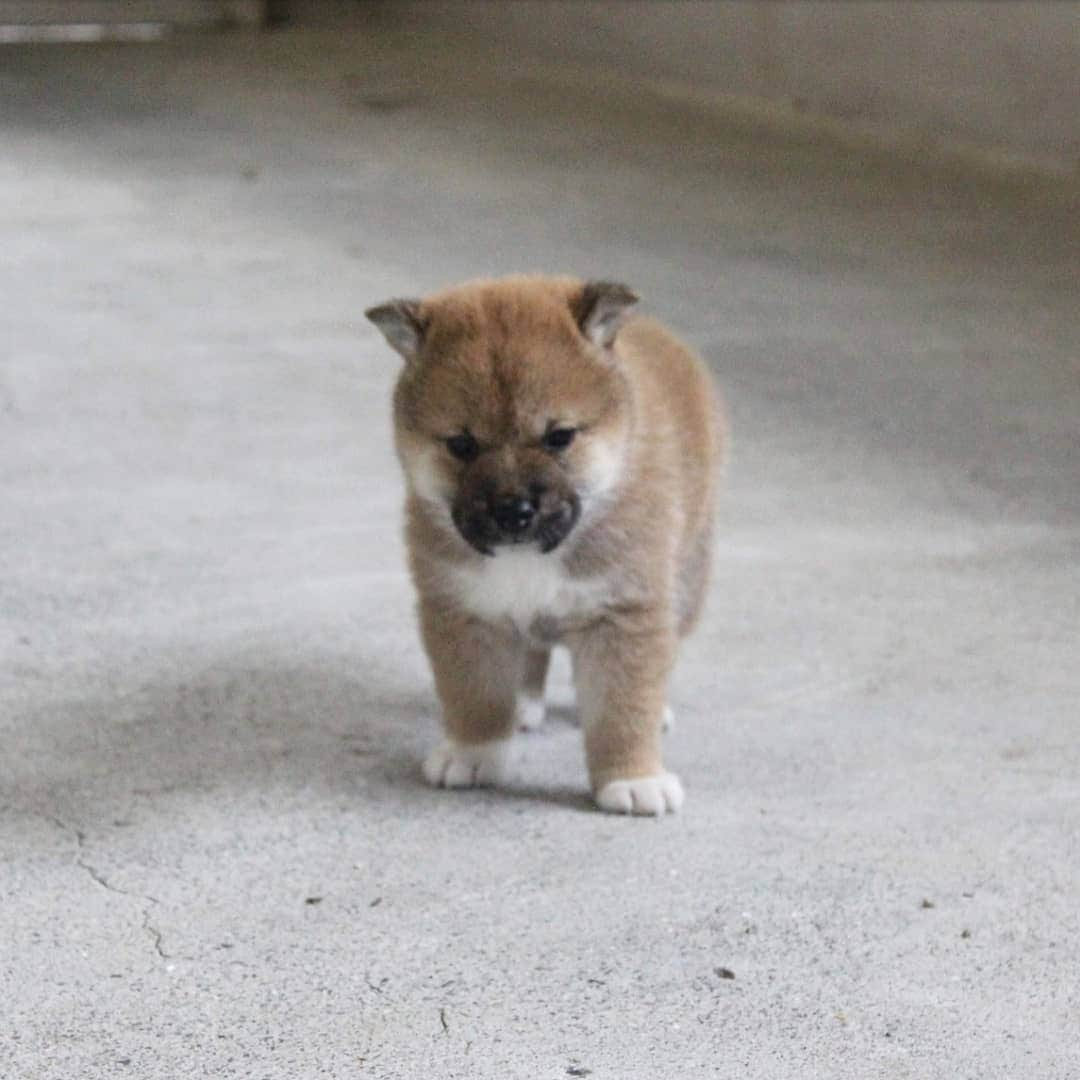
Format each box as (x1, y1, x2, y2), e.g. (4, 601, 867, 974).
(571, 616, 684, 816)
(419, 600, 522, 789)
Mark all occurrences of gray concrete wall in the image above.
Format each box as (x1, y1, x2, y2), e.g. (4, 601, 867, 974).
(376, 1, 1080, 174)
(0, 1, 264, 27)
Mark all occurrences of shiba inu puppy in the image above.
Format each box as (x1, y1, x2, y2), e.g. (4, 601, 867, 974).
(366, 275, 723, 815)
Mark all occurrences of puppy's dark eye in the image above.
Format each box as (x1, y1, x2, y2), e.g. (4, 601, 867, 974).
(542, 427, 577, 452)
(445, 432, 479, 462)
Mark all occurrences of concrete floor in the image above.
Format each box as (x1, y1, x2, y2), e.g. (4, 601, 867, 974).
(2, 15, 1078, 1079)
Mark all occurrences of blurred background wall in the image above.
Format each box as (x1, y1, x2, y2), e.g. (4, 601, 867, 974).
(1, 1, 1075, 175)
(0, 1, 265, 26)
(370, 0, 1080, 176)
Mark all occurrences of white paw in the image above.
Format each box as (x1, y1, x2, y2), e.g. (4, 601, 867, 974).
(661, 705, 675, 733)
(594, 772, 684, 816)
(517, 695, 546, 732)
(422, 739, 511, 789)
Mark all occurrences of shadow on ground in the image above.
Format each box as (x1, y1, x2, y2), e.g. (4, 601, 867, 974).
(6, 653, 597, 830)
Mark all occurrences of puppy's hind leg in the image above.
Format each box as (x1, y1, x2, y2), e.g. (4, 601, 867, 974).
(418, 601, 523, 789)
(517, 647, 551, 732)
(661, 704, 676, 733)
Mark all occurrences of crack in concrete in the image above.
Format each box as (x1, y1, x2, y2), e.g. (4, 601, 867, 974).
(35, 809, 172, 961)
(141, 906, 170, 960)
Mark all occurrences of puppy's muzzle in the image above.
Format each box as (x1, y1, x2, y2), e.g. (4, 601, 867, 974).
(452, 486, 580, 556)
(492, 495, 536, 536)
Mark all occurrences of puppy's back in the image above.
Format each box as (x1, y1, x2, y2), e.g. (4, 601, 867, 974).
(617, 316, 724, 630)
(619, 315, 723, 485)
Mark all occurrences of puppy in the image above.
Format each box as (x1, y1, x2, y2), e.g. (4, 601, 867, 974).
(366, 275, 723, 815)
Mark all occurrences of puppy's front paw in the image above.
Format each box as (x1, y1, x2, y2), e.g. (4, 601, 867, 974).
(594, 772, 684, 816)
(422, 739, 511, 789)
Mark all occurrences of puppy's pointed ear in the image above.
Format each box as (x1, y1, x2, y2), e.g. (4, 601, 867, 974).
(573, 280, 638, 348)
(365, 298, 425, 362)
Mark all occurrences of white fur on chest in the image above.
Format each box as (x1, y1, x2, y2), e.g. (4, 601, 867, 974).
(448, 548, 608, 631)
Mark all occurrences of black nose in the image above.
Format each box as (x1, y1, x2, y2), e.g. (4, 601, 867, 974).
(492, 495, 536, 535)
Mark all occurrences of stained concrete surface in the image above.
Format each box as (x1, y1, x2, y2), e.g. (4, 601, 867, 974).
(2, 15, 1079, 1080)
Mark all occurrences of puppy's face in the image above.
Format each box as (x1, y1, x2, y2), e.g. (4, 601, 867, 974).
(367, 277, 637, 556)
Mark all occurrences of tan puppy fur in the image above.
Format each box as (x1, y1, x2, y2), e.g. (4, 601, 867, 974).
(366, 275, 724, 815)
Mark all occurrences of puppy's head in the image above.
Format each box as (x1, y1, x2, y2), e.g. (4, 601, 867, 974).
(366, 276, 637, 556)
